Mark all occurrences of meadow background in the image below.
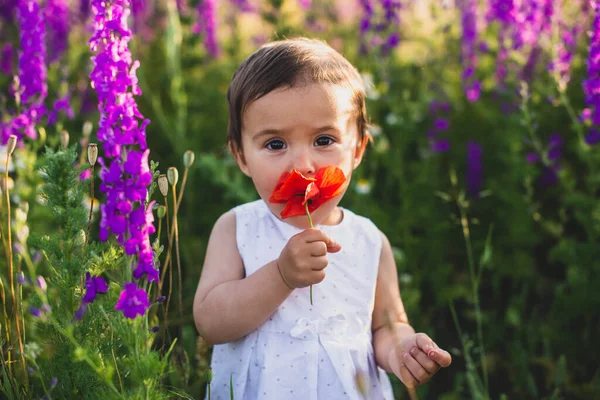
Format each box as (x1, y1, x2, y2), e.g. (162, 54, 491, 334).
(0, 0, 599, 399)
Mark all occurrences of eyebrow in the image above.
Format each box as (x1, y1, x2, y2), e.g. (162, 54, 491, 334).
(252, 125, 340, 141)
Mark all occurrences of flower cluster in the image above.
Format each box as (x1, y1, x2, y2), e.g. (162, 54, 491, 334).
(427, 100, 451, 153)
(358, 0, 402, 55)
(44, 0, 69, 63)
(459, 0, 481, 102)
(1, 0, 47, 144)
(193, 0, 219, 58)
(583, 0, 600, 145)
(89, 0, 157, 318)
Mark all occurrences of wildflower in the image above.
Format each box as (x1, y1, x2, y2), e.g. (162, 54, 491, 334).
(459, 0, 480, 102)
(82, 272, 108, 304)
(466, 141, 483, 197)
(155, 295, 166, 303)
(355, 179, 372, 195)
(48, 93, 75, 125)
(49, 377, 57, 388)
(90, 0, 157, 316)
(114, 282, 150, 319)
(270, 166, 346, 219)
(150, 325, 160, 333)
(584, 0, 600, 144)
(29, 307, 42, 317)
(44, 0, 69, 63)
(192, 0, 219, 57)
(2, 0, 47, 144)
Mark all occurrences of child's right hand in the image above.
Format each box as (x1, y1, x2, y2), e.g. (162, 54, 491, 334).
(277, 228, 342, 289)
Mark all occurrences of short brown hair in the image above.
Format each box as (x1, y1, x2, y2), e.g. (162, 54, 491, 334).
(227, 38, 367, 154)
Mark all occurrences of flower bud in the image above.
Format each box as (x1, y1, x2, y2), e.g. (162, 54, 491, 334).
(167, 167, 179, 186)
(50, 377, 58, 389)
(205, 367, 213, 383)
(82, 121, 93, 138)
(87, 143, 98, 166)
(155, 295, 166, 303)
(150, 325, 160, 333)
(183, 150, 195, 168)
(157, 205, 166, 219)
(60, 130, 69, 149)
(158, 174, 168, 196)
(7, 135, 17, 156)
(16, 271, 27, 285)
(29, 307, 42, 317)
(36, 276, 47, 293)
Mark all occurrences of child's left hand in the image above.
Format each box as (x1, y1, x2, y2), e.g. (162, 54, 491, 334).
(388, 333, 452, 388)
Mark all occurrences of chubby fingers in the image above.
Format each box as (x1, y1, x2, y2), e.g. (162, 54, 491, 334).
(415, 333, 452, 368)
(303, 228, 342, 253)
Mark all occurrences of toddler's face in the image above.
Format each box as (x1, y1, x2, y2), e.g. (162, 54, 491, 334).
(235, 83, 366, 228)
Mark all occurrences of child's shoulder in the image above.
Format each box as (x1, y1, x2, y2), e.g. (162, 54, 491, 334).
(338, 207, 384, 247)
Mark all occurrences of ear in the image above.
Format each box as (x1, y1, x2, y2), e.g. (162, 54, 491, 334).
(229, 143, 252, 177)
(352, 133, 370, 170)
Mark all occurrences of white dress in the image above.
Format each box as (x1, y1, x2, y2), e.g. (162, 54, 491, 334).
(208, 200, 394, 400)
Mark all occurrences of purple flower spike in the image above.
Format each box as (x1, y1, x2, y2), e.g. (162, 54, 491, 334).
(83, 272, 109, 304)
(583, 1, 600, 136)
(193, 0, 219, 58)
(2, 0, 48, 144)
(431, 139, 451, 153)
(459, 0, 480, 102)
(467, 141, 483, 197)
(115, 282, 150, 319)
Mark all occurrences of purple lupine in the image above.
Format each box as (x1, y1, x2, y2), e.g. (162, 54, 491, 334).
(192, 0, 219, 58)
(89, 0, 157, 318)
(358, 0, 401, 55)
(0, 43, 13, 75)
(584, 0, 600, 145)
(487, 0, 518, 86)
(82, 272, 109, 304)
(466, 141, 483, 197)
(44, 0, 69, 63)
(114, 282, 150, 319)
(2, 0, 48, 144)
(459, 0, 480, 102)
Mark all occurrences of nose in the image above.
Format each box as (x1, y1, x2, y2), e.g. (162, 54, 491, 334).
(291, 147, 315, 177)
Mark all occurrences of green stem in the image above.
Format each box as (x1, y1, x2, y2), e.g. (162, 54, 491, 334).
(458, 206, 488, 394)
(304, 202, 314, 306)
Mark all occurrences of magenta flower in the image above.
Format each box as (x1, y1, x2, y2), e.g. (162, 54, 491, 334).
(584, 0, 600, 144)
(459, 0, 481, 102)
(115, 282, 150, 319)
(83, 272, 109, 304)
(2, 0, 47, 144)
(193, 0, 219, 58)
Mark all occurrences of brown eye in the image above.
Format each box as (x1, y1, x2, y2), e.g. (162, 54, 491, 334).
(315, 136, 334, 146)
(266, 139, 285, 150)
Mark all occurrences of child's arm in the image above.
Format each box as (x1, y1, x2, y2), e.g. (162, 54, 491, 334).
(192, 211, 292, 344)
(372, 231, 452, 388)
(193, 211, 340, 345)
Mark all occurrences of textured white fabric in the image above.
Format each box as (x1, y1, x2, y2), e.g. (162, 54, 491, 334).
(208, 200, 394, 400)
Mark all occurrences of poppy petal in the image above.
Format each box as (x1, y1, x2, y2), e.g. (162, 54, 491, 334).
(270, 169, 316, 203)
(302, 182, 320, 205)
(281, 197, 307, 219)
(314, 166, 346, 198)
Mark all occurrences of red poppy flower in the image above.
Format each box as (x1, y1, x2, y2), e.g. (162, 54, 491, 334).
(269, 166, 347, 219)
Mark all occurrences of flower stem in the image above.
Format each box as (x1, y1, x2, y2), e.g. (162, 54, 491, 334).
(304, 202, 314, 305)
(84, 163, 95, 252)
(171, 184, 184, 334)
(158, 197, 171, 295)
(4, 147, 27, 383)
